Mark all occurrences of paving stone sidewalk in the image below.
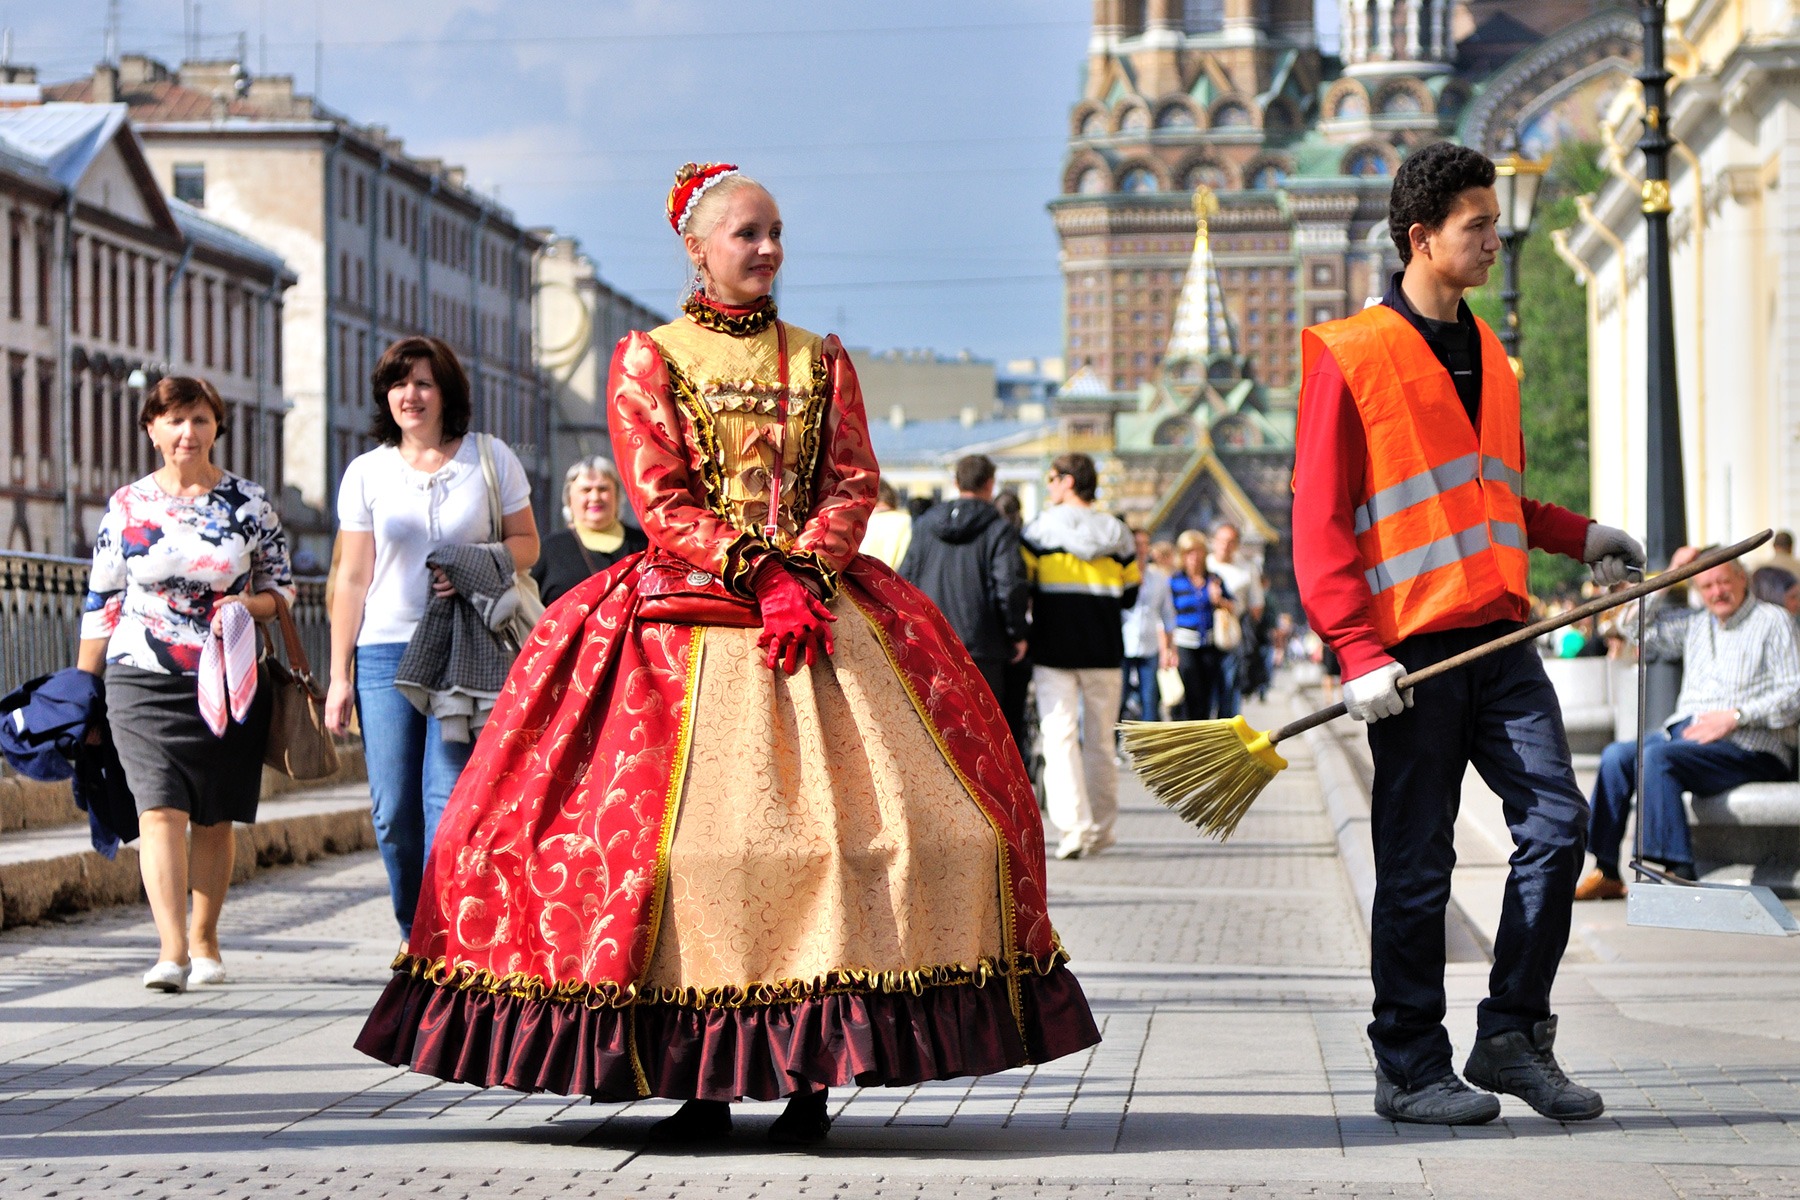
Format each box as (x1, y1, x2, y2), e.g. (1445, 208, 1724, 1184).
(5, 685, 1800, 1198)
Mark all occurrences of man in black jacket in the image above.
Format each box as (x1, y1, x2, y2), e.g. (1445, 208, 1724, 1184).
(899, 454, 1029, 704)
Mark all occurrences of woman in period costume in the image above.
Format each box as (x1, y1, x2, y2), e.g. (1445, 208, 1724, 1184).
(356, 163, 1099, 1145)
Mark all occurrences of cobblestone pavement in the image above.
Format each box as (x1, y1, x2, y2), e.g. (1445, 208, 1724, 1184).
(8, 687, 1800, 1197)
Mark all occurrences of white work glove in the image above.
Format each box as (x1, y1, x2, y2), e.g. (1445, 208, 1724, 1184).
(1583, 523, 1647, 587)
(1343, 661, 1413, 723)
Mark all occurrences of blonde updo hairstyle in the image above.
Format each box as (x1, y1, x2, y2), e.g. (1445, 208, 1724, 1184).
(677, 167, 772, 295)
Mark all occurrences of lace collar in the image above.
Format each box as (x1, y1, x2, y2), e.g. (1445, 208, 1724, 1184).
(683, 293, 778, 336)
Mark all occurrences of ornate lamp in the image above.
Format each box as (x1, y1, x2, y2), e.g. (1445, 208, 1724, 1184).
(1492, 152, 1551, 371)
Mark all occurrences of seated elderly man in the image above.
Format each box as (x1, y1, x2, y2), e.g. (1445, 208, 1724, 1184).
(1578, 550, 1800, 896)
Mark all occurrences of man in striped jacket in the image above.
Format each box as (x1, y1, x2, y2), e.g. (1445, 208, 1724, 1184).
(1022, 453, 1139, 861)
(1582, 553, 1800, 894)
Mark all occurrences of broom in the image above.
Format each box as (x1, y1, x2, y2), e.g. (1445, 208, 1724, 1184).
(1122, 530, 1772, 840)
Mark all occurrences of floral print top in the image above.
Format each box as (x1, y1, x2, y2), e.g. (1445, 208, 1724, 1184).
(81, 472, 296, 676)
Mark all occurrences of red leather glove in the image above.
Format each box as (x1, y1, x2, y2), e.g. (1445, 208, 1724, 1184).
(752, 565, 836, 674)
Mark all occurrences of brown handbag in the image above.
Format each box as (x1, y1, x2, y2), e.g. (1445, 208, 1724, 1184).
(259, 593, 342, 781)
(634, 319, 787, 629)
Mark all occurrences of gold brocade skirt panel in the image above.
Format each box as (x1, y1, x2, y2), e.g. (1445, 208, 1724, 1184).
(643, 599, 1004, 994)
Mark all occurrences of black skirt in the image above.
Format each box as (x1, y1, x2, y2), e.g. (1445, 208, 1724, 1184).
(105, 662, 271, 826)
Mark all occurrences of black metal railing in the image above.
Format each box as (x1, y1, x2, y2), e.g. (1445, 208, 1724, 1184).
(0, 551, 333, 696)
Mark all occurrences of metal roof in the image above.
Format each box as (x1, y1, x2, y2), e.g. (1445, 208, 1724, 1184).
(168, 196, 294, 280)
(0, 102, 129, 189)
(870, 417, 1058, 465)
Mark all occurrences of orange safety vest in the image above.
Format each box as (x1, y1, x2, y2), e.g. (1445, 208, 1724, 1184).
(1300, 303, 1529, 647)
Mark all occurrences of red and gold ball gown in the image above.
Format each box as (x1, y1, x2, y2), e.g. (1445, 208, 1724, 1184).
(356, 297, 1099, 1101)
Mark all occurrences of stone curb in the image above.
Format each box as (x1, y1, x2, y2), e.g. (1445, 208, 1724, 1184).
(1296, 696, 1376, 934)
(0, 773, 375, 930)
(2, 745, 367, 832)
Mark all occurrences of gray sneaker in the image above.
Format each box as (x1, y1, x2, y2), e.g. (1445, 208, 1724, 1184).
(1373, 1069, 1501, 1125)
(1464, 1016, 1605, 1121)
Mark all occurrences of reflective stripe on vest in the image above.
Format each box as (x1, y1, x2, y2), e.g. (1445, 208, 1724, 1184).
(1301, 304, 1530, 646)
(1353, 453, 1526, 535)
(1364, 519, 1527, 595)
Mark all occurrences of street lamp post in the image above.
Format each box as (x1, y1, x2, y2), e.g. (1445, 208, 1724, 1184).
(1637, 0, 1685, 565)
(1492, 152, 1550, 372)
(1637, 0, 1687, 728)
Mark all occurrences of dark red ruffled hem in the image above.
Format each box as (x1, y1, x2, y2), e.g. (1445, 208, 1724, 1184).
(354, 965, 1100, 1103)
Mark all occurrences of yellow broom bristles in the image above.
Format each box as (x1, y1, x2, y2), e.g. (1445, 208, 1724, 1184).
(1119, 715, 1290, 840)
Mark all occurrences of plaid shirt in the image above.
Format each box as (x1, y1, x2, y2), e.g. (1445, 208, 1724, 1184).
(1641, 596, 1800, 767)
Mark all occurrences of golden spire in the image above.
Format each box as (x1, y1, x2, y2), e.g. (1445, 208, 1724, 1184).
(1193, 184, 1220, 245)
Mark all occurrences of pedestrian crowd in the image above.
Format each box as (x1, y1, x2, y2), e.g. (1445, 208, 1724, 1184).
(894, 449, 1283, 862)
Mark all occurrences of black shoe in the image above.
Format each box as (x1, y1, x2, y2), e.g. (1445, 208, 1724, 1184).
(768, 1089, 831, 1146)
(646, 1099, 732, 1144)
(1373, 1069, 1501, 1125)
(1464, 1016, 1605, 1121)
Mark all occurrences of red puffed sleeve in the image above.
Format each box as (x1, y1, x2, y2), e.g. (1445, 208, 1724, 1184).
(785, 335, 877, 595)
(607, 331, 760, 584)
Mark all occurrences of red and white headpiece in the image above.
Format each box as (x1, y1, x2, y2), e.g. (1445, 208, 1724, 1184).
(667, 162, 741, 235)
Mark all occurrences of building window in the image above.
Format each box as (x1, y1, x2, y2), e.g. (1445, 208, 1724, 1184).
(35, 221, 51, 327)
(355, 175, 366, 225)
(1379, 88, 1424, 116)
(4, 214, 17, 320)
(1120, 168, 1159, 193)
(90, 245, 102, 333)
(1334, 91, 1369, 120)
(203, 279, 215, 368)
(145, 261, 157, 353)
(172, 163, 205, 206)
(272, 304, 283, 386)
(223, 287, 234, 374)
(244, 293, 255, 376)
(1213, 102, 1253, 129)
(182, 276, 194, 361)
(36, 358, 54, 464)
(70, 371, 84, 473)
(1346, 149, 1390, 177)
(70, 236, 81, 334)
(1155, 104, 1195, 130)
(1313, 307, 1333, 323)
(1119, 106, 1149, 133)
(340, 166, 350, 219)
(6, 354, 22, 471)
(1250, 164, 1286, 189)
(125, 254, 138, 348)
(385, 192, 394, 239)
(106, 247, 119, 343)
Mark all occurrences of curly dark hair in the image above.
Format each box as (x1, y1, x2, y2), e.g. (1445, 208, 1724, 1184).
(1388, 141, 1496, 265)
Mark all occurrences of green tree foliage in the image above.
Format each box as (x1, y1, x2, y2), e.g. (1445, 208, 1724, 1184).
(1467, 144, 1609, 598)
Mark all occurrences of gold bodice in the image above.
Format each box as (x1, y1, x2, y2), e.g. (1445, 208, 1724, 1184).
(649, 318, 829, 551)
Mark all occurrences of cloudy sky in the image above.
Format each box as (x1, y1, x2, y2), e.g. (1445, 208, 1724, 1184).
(18, 1, 1113, 363)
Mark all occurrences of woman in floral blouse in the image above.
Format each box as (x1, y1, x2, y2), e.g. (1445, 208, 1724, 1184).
(78, 376, 294, 994)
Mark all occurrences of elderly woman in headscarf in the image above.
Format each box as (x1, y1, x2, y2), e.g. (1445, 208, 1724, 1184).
(530, 455, 649, 606)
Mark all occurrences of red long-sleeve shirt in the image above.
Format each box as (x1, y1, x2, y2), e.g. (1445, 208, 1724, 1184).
(1291, 345, 1592, 682)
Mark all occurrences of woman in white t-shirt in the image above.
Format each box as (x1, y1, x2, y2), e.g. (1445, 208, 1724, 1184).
(324, 336, 538, 940)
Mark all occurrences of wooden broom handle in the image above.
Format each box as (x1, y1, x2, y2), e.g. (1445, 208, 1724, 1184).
(1268, 529, 1773, 747)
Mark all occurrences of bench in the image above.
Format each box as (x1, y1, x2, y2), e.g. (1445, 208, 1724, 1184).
(1687, 781, 1800, 897)
(1542, 656, 1616, 754)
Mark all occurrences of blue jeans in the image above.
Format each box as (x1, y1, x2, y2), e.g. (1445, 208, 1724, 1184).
(1122, 655, 1159, 721)
(355, 642, 475, 939)
(1589, 721, 1791, 872)
(1364, 623, 1590, 1089)
(1214, 650, 1241, 719)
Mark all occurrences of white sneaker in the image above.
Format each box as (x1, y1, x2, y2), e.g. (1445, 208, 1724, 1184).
(1054, 833, 1085, 861)
(189, 957, 228, 986)
(143, 961, 189, 993)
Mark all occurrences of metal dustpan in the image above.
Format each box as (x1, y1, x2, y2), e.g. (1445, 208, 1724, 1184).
(1620, 571, 1800, 937)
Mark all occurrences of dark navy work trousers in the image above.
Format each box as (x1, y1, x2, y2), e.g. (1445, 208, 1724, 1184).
(1364, 622, 1589, 1090)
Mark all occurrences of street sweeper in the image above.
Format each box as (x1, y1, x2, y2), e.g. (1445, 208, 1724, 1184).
(1291, 141, 1643, 1127)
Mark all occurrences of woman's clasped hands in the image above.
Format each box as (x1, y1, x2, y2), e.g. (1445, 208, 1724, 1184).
(752, 565, 836, 674)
